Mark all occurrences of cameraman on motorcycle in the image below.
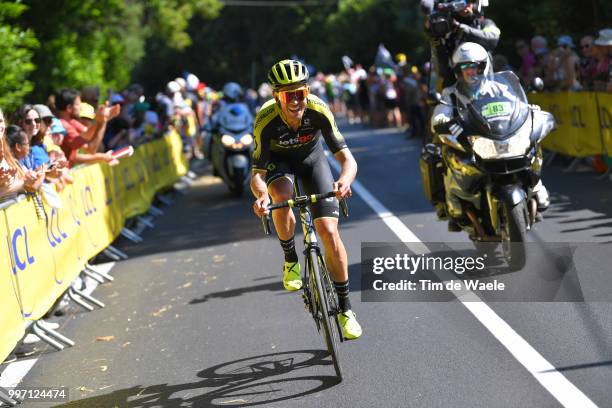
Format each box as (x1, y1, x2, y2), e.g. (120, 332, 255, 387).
(422, 0, 500, 88)
(431, 42, 550, 231)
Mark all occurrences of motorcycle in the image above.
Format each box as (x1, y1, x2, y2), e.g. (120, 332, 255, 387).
(208, 102, 254, 196)
(420, 71, 555, 269)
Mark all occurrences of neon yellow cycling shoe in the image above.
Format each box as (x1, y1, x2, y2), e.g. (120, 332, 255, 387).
(283, 261, 303, 291)
(338, 310, 362, 340)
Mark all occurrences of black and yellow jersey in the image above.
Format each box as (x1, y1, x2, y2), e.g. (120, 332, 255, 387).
(252, 94, 347, 171)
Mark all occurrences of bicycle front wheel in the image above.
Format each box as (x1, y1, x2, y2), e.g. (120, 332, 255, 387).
(309, 250, 343, 382)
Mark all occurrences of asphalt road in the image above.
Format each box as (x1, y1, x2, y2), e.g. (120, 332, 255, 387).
(5, 122, 612, 408)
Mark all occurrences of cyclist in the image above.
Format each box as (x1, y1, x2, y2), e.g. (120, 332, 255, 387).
(250, 59, 362, 340)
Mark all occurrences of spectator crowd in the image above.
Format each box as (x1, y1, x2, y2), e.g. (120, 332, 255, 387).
(276, 27, 612, 144)
(512, 28, 611, 92)
(0, 73, 219, 209)
(2, 28, 611, 210)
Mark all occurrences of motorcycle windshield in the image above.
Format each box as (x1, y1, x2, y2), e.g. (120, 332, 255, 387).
(458, 71, 529, 140)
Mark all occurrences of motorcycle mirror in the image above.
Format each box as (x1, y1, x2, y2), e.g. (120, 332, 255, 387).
(426, 92, 439, 106)
(531, 77, 544, 92)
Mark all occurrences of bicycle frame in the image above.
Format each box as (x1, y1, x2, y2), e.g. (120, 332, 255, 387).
(294, 183, 320, 257)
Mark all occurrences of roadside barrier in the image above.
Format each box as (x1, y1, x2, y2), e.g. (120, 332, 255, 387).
(528, 91, 611, 159)
(0, 131, 188, 365)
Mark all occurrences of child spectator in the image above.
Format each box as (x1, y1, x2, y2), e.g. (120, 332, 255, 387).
(78, 102, 96, 128)
(49, 118, 67, 148)
(33, 105, 72, 189)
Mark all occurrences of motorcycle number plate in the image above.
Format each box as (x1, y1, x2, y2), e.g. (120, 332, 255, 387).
(481, 102, 511, 119)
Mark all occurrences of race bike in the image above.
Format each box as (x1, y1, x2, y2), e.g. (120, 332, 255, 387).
(420, 71, 555, 269)
(207, 102, 254, 196)
(261, 186, 348, 382)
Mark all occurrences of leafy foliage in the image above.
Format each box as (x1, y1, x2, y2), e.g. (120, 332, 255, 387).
(0, 0, 221, 109)
(0, 0, 608, 110)
(133, 0, 427, 91)
(0, 2, 38, 112)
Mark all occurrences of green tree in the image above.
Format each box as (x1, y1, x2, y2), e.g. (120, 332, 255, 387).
(322, 0, 426, 71)
(18, 0, 222, 102)
(133, 0, 427, 92)
(0, 2, 38, 111)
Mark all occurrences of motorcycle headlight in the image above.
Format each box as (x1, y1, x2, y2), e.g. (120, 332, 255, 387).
(469, 122, 532, 160)
(468, 137, 498, 159)
(221, 134, 236, 147)
(240, 134, 253, 145)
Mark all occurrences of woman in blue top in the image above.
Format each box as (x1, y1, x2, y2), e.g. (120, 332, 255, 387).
(14, 104, 50, 169)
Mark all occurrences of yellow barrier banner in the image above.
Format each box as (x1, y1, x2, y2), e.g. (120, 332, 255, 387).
(0, 132, 187, 363)
(145, 131, 188, 193)
(0, 210, 25, 363)
(596, 92, 612, 156)
(115, 149, 151, 219)
(69, 165, 117, 260)
(528, 92, 605, 157)
(3, 197, 66, 320)
(47, 184, 86, 287)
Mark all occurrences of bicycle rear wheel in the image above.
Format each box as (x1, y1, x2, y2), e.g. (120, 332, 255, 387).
(309, 251, 343, 381)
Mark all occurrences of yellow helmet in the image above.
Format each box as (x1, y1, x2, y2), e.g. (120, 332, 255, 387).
(268, 59, 309, 91)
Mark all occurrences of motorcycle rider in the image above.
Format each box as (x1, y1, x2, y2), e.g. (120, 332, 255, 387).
(204, 82, 253, 159)
(431, 42, 550, 230)
(422, 0, 500, 88)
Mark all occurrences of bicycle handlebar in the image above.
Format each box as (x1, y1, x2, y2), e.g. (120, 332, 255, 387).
(268, 191, 336, 211)
(260, 191, 349, 235)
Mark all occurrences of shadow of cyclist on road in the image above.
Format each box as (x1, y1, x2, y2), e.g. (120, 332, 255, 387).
(55, 349, 338, 407)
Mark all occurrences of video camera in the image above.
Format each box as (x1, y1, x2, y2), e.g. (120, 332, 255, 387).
(427, 0, 468, 37)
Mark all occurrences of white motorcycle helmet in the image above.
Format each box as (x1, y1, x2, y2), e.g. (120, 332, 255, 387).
(452, 42, 491, 94)
(222, 82, 243, 102)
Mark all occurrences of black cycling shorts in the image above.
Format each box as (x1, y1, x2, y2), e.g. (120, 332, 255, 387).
(265, 142, 339, 219)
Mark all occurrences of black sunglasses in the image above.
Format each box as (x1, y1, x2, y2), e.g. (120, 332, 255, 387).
(24, 118, 41, 125)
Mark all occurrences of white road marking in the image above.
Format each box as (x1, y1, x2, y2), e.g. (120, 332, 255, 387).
(0, 359, 38, 388)
(327, 153, 598, 408)
(0, 262, 115, 391)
